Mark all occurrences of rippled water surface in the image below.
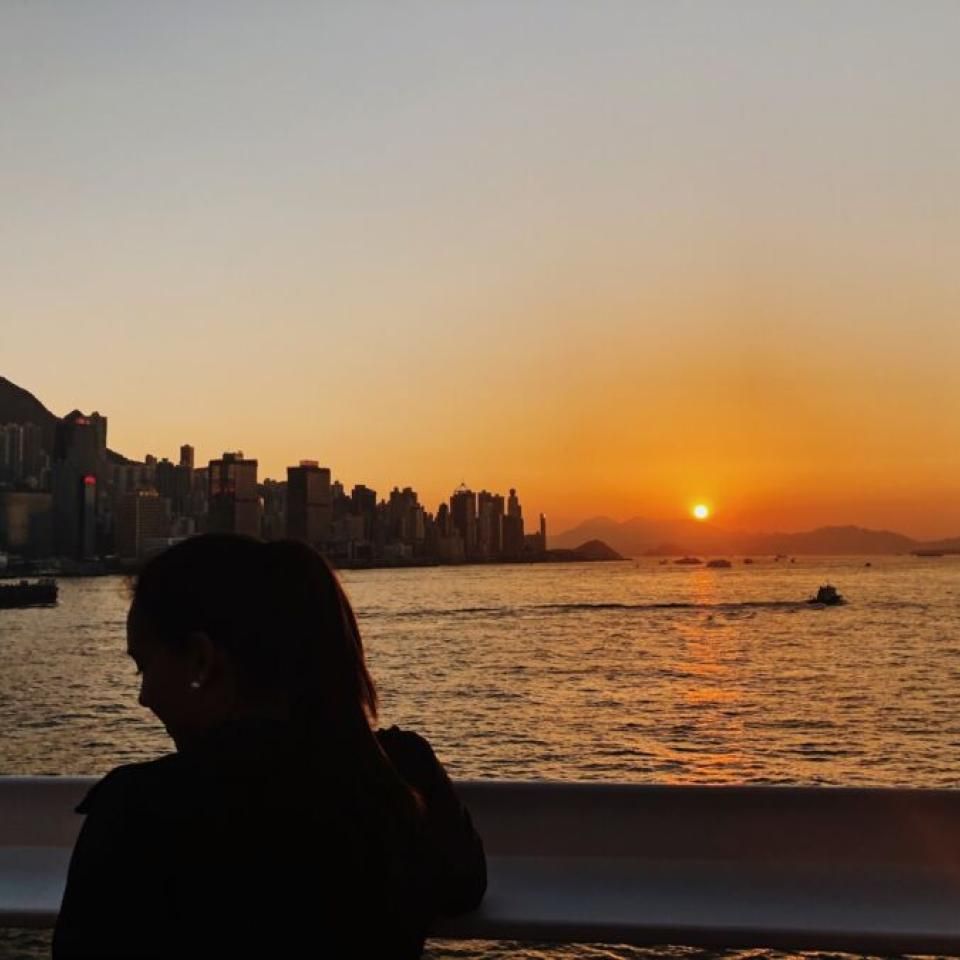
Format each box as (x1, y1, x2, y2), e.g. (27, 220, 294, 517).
(3, 556, 960, 958)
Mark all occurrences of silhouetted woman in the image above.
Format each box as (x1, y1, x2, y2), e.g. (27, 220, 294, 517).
(53, 534, 486, 959)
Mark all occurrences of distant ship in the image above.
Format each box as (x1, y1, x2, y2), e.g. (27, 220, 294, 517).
(674, 557, 703, 565)
(913, 550, 944, 558)
(743, 558, 754, 565)
(0, 578, 58, 609)
(807, 584, 845, 606)
(706, 559, 732, 568)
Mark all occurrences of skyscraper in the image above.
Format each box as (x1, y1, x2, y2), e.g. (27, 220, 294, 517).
(52, 411, 107, 559)
(179, 444, 195, 470)
(450, 483, 477, 557)
(350, 484, 377, 541)
(477, 490, 504, 559)
(286, 461, 332, 546)
(207, 452, 259, 538)
(116, 489, 170, 560)
(502, 487, 525, 560)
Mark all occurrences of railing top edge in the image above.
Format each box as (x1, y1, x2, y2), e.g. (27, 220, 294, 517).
(2, 774, 959, 799)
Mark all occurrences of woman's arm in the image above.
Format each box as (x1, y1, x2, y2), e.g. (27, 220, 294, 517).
(53, 769, 163, 960)
(380, 728, 487, 915)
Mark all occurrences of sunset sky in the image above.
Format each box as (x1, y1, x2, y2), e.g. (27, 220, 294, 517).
(4, 2, 959, 537)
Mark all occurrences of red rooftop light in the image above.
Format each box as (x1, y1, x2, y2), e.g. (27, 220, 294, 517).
(83, 475, 96, 485)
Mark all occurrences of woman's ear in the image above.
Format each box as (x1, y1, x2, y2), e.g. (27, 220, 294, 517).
(182, 630, 220, 690)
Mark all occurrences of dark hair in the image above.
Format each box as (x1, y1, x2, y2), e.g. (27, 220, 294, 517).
(132, 534, 419, 820)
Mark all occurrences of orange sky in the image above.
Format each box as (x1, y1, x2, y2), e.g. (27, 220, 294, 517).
(5, 4, 959, 538)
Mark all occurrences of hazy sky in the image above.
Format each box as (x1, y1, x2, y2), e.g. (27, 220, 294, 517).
(4, 2, 959, 536)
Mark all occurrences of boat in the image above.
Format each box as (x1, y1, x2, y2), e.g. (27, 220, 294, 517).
(706, 559, 731, 568)
(0, 578, 58, 609)
(674, 556, 703, 565)
(743, 558, 754, 565)
(913, 550, 944, 558)
(807, 584, 845, 606)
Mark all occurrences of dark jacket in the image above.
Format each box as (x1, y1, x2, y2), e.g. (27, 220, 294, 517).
(52, 725, 486, 959)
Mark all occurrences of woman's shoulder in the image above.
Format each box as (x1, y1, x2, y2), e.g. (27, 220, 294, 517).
(76, 753, 182, 815)
(376, 726, 446, 789)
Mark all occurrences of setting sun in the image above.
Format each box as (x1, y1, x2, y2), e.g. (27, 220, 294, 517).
(693, 504, 710, 521)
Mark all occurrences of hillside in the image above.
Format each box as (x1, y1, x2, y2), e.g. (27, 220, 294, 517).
(0, 375, 131, 464)
(554, 516, 953, 557)
(0, 376, 57, 448)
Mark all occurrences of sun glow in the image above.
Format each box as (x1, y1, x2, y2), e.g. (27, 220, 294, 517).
(693, 504, 710, 521)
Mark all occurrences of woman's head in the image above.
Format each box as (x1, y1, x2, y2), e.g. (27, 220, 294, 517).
(128, 534, 377, 750)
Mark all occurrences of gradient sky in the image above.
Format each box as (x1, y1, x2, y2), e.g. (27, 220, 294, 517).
(4, 2, 959, 537)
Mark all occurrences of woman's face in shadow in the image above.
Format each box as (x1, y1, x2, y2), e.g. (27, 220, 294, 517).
(126, 604, 233, 750)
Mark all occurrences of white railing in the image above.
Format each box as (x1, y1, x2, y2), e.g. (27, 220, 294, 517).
(3, 777, 960, 952)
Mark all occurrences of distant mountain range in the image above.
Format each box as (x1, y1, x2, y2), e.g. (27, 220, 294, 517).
(553, 516, 960, 557)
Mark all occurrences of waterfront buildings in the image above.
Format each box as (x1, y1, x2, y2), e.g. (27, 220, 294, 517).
(208, 452, 259, 538)
(115, 489, 170, 560)
(51, 411, 108, 559)
(0, 400, 546, 567)
(286, 461, 332, 547)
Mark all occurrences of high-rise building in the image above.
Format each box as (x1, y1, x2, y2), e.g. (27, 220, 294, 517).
(208, 452, 259, 537)
(502, 488, 525, 560)
(179, 444, 195, 470)
(0, 491, 53, 557)
(477, 490, 504, 558)
(386, 486, 424, 549)
(450, 483, 477, 557)
(259, 478, 287, 541)
(116, 490, 170, 560)
(155, 458, 177, 500)
(0, 424, 23, 483)
(350, 484, 377, 540)
(287, 461, 332, 546)
(52, 411, 108, 559)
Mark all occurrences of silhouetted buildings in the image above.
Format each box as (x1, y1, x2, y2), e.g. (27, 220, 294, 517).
(260, 479, 286, 541)
(52, 411, 108, 559)
(0, 491, 53, 558)
(477, 491, 504, 559)
(116, 490, 169, 560)
(208, 452, 259, 538)
(450, 484, 477, 557)
(0, 396, 550, 570)
(501, 487, 525, 559)
(0, 422, 46, 487)
(287, 461, 332, 547)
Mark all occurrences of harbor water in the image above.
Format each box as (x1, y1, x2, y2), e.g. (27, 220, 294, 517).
(3, 555, 960, 958)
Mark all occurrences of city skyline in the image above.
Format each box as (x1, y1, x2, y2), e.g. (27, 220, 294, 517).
(3, 375, 959, 551)
(5, 3, 960, 538)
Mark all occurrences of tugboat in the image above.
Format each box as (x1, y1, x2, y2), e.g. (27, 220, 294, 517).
(807, 584, 845, 606)
(706, 559, 732, 568)
(0, 578, 58, 609)
(674, 556, 703, 565)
